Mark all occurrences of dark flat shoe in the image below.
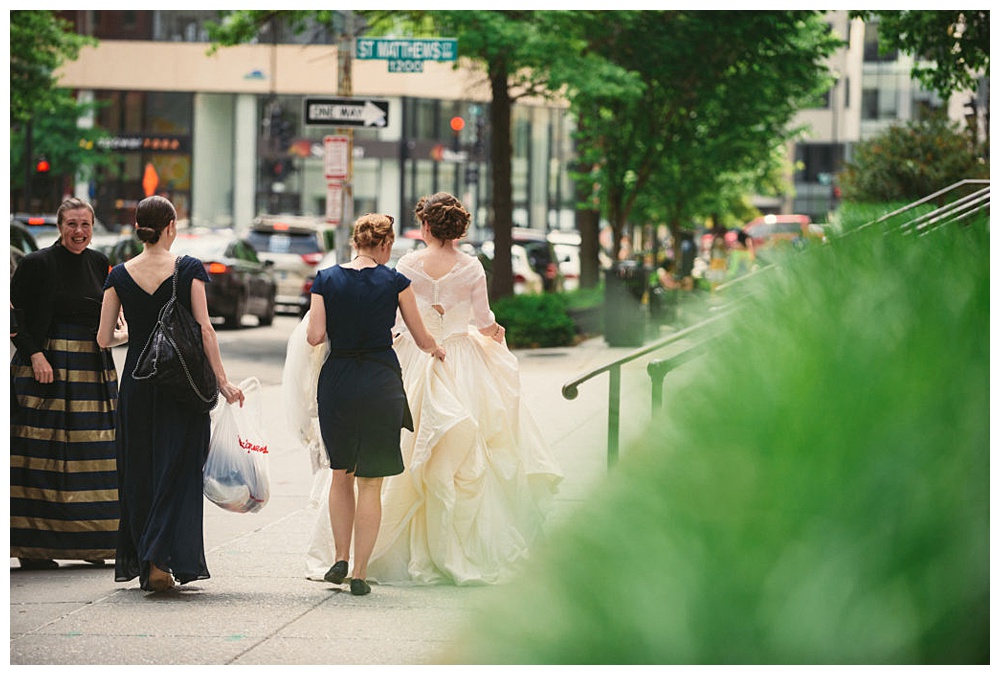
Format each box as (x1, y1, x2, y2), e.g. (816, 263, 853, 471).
(350, 578, 371, 596)
(18, 558, 58, 570)
(84, 559, 107, 567)
(324, 560, 349, 584)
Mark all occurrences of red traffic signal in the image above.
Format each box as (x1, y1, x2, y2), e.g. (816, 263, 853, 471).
(449, 116, 465, 133)
(35, 158, 50, 173)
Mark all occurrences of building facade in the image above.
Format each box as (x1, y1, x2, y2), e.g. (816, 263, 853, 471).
(53, 10, 576, 242)
(48, 10, 983, 238)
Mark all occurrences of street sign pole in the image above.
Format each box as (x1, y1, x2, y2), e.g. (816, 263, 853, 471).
(336, 12, 355, 265)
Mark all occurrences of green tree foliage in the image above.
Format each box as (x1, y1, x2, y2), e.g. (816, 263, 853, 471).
(9, 11, 110, 205)
(9, 10, 95, 125)
(837, 114, 988, 203)
(851, 11, 989, 100)
(549, 11, 841, 261)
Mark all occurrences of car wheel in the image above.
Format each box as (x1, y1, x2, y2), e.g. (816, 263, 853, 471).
(223, 294, 247, 329)
(258, 291, 276, 327)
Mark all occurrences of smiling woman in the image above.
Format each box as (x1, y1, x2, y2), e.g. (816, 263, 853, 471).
(10, 197, 121, 570)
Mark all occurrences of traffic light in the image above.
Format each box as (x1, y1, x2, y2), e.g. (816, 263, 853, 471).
(267, 158, 296, 181)
(35, 156, 50, 174)
(450, 116, 464, 152)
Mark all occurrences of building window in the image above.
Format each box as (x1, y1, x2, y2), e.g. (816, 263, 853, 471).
(863, 22, 898, 62)
(861, 80, 899, 121)
(795, 143, 844, 184)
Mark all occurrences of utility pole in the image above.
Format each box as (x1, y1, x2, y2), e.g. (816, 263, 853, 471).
(335, 10, 355, 264)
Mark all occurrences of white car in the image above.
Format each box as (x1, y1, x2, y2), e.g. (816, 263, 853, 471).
(479, 240, 544, 295)
(552, 243, 580, 292)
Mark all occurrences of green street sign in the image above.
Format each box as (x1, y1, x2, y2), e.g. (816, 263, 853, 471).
(356, 38, 457, 62)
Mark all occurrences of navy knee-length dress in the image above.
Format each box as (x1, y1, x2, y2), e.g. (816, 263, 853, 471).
(104, 255, 212, 590)
(312, 264, 412, 478)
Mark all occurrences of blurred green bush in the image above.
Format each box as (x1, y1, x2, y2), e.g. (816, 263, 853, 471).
(492, 292, 578, 349)
(448, 212, 989, 664)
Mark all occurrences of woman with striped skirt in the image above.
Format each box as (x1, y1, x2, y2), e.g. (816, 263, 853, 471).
(10, 198, 123, 569)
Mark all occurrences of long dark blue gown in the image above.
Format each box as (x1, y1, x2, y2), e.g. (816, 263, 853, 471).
(104, 255, 212, 591)
(312, 264, 411, 478)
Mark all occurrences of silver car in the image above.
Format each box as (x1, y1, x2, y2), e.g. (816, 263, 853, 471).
(245, 216, 329, 314)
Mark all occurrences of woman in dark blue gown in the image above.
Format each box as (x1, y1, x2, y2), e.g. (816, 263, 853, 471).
(97, 196, 244, 593)
(306, 213, 445, 596)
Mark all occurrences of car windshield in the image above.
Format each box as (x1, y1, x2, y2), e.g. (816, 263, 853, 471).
(247, 230, 320, 255)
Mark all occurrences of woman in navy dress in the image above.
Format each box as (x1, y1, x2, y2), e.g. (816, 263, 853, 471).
(97, 195, 244, 593)
(306, 213, 445, 596)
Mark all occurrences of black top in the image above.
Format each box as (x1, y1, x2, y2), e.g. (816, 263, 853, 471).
(10, 242, 110, 356)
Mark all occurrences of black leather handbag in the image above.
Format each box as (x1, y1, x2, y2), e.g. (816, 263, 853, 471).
(132, 256, 219, 413)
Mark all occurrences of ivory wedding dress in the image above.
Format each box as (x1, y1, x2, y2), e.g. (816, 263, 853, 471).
(286, 250, 563, 585)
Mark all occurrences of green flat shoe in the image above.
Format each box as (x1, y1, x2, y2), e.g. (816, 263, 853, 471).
(324, 560, 349, 584)
(350, 578, 371, 596)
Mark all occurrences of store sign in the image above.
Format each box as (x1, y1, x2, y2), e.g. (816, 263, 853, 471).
(96, 134, 190, 153)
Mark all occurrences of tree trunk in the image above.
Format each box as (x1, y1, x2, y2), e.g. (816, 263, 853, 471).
(488, 59, 514, 299)
(574, 159, 601, 289)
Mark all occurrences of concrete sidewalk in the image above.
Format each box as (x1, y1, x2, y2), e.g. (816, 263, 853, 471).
(9, 336, 664, 665)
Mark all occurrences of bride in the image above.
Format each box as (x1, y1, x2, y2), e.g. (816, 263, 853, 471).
(287, 192, 563, 586)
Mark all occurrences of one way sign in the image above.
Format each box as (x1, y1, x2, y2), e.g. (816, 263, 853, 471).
(304, 97, 390, 128)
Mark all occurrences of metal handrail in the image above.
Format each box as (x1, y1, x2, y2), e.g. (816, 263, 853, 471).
(563, 178, 989, 468)
(902, 187, 990, 236)
(856, 179, 990, 233)
(561, 306, 733, 466)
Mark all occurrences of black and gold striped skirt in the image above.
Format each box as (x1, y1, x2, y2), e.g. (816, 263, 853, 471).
(10, 323, 120, 561)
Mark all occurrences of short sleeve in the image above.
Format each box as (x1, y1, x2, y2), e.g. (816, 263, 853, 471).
(103, 264, 123, 291)
(393, 268, 411, 294)
(311, 267, 329, 296)
(181, 254, 210, 284)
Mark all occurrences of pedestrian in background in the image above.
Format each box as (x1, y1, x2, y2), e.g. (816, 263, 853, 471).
(306, 213, 445, 596)
(727, 229, 755, 280)
(98, 195, 244, 593)
(10, 197, 121, 570)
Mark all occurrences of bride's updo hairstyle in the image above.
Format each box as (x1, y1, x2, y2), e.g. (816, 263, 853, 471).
(416, 192, 470, 241)
(352, 213, 396, 250)
(135, 195, 177, 244)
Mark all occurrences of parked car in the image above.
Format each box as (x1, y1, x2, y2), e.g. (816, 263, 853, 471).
(245, 216, 328, 315)
(512, 227, 563, 292)
(478, 240, 544, 295)
(296, 248, 340, 318)
(548, 230, 582, 292)
(170, 233, 277, 328)
(10, 218, 39, 278)
(743, 214, 825, 255)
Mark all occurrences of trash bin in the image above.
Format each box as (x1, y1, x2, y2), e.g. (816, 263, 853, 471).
(604, 260, 648, 347)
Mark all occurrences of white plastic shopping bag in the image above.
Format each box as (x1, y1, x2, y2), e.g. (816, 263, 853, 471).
(204, 377, 270, 513)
